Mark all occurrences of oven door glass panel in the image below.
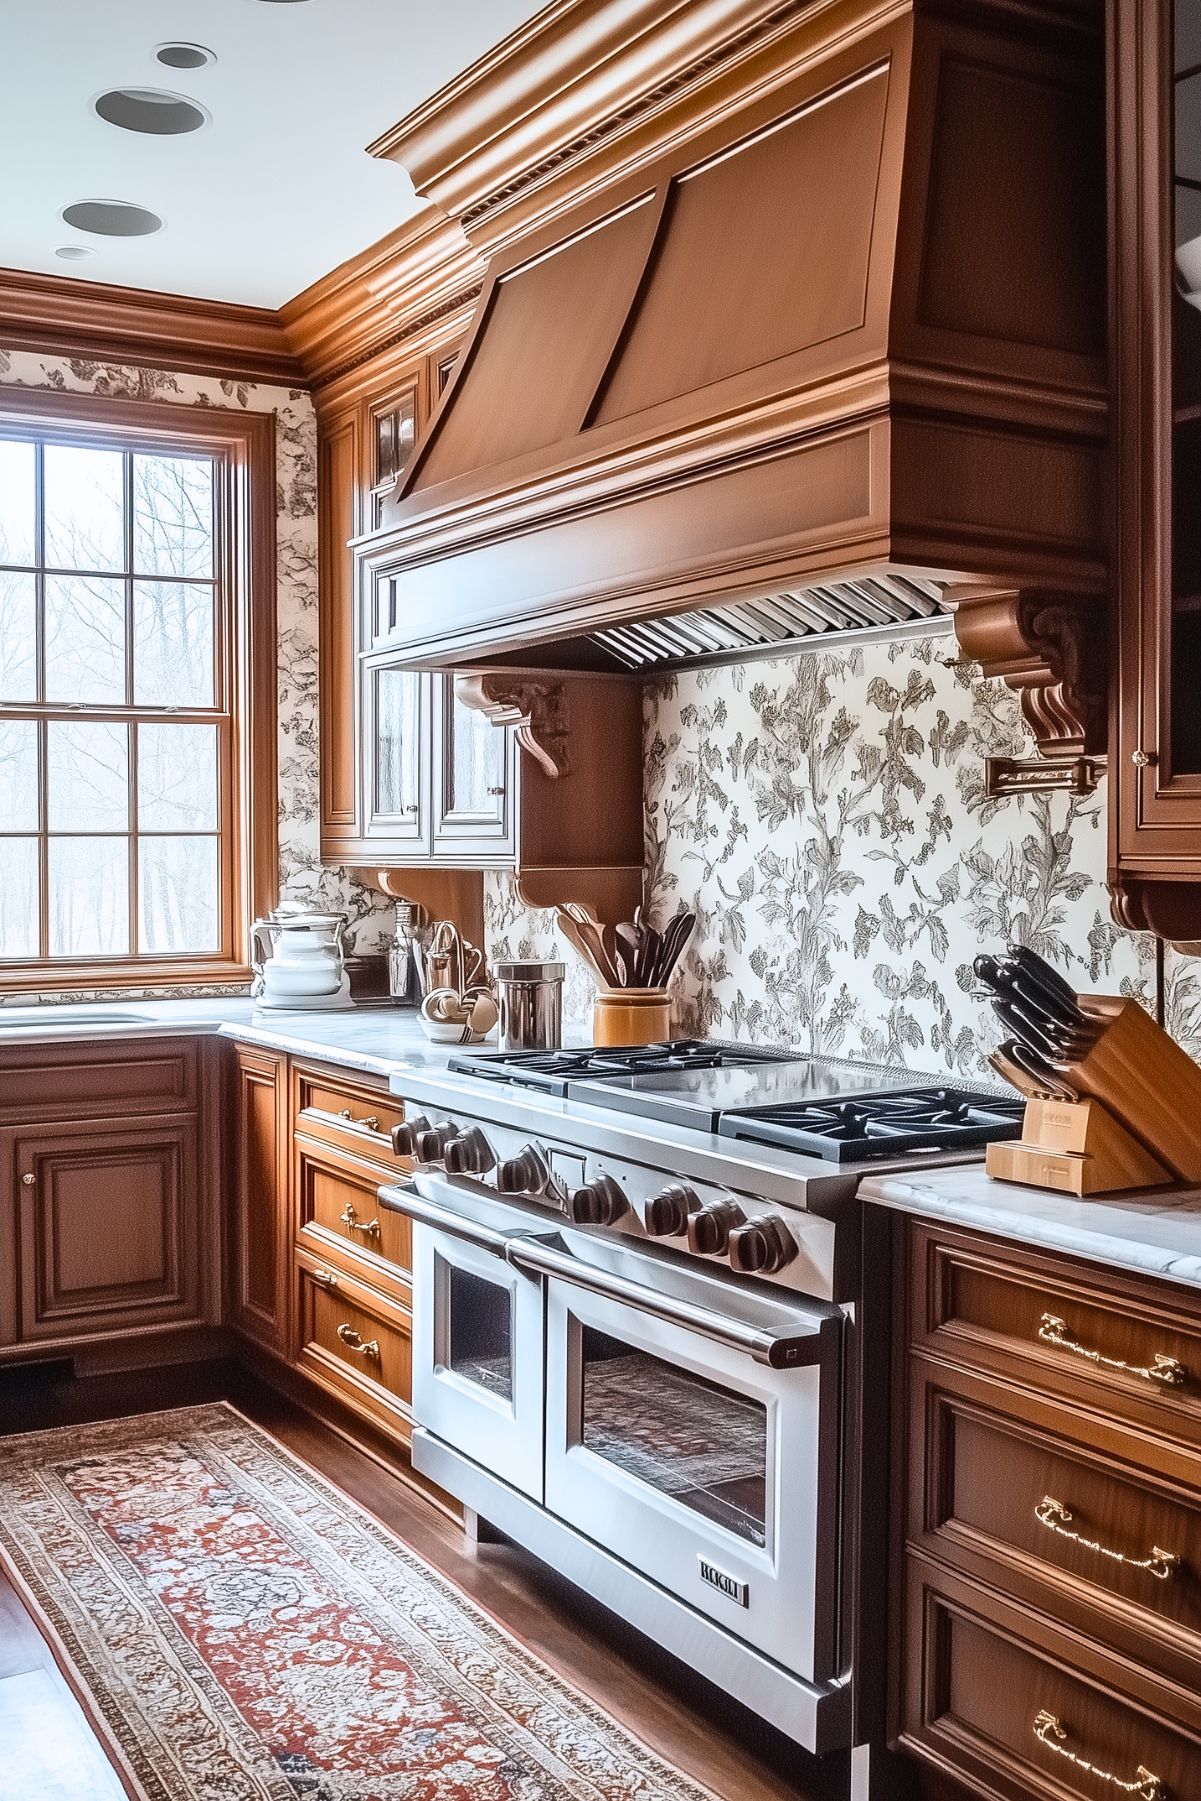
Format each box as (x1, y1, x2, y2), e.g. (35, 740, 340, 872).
(448, 1265, 514, 1399)
(411, 1224, 544, 1501)
(581, 1327, 767, 1545)
(545, 1275, 841, 1685)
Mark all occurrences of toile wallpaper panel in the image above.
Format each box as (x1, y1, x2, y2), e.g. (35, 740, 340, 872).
(487, 633, 1201, 1070)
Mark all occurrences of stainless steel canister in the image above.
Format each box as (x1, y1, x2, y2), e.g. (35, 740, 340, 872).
(493, 959, 565, 1050)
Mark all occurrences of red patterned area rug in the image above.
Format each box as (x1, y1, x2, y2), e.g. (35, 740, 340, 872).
(0, 1403, 720, 1801)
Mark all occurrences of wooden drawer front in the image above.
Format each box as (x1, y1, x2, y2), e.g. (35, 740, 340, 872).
(0, 1039, 199, 1123)
(293, 1064, 404, 1163)
(913, 1360, 1201, 1686)
(900, 1560, 1201, 1801)
(295, 1142, 411, 1290)
(914, 1223, 1201, 1442)
(15, 1120, 199, 1342)
(295, 1251, 412, 1439)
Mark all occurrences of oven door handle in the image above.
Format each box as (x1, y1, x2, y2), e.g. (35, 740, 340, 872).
(378, 1176, 522, 1258)
(506, 1236, 829, 1370)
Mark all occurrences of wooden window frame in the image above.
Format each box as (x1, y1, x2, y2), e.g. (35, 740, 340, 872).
(0, 386, 277, 991)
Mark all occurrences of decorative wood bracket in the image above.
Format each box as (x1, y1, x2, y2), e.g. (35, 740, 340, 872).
(949, 586, 1108, 761)
(453, 673, 570, 778)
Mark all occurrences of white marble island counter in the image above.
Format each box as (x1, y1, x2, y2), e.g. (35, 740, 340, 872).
(859, 1163, 1201, 1290)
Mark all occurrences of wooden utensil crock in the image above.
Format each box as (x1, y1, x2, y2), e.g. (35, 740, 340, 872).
(593, 988, 672, 1046)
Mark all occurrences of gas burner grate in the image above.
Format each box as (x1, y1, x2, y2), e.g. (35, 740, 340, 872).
(449, 1039, 797, 1095)
(718, 1086, 1026, 1162)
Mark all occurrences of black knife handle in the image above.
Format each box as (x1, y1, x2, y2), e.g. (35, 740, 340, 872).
(1007, 944, 1078, 1009)
(994, 957, 1086, 1031)
(991, 996, 1062, 1064)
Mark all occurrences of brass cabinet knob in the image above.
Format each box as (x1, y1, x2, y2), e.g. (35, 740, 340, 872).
(21, 1173, 34, 1186)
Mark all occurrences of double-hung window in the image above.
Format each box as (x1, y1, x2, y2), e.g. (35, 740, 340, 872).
(0, 390, 276, 989)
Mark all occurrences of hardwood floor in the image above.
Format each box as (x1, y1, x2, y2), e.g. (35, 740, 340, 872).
(0, 1358, 849, 1801)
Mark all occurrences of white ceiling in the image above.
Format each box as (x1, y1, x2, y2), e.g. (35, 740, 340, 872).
(1, 0, 541, 309)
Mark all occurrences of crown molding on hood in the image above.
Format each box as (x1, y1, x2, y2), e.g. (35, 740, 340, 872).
(280, 205, 486, 395)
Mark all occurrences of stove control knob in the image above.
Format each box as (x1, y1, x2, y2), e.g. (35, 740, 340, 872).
(686, 1199, 745, 1256)
(391, 1116, 431, 1158)
(728, 1216, 796, 1276)
(443, 1126, 496, 1176)
(415, 1122, 459, 1165)
(568, 1174, 628, 1227)
(644, 1181, 699, 1237)
(496, 1146, 549, 1196)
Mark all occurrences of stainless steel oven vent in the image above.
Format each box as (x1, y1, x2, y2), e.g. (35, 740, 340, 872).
(586, 575, 953, 671)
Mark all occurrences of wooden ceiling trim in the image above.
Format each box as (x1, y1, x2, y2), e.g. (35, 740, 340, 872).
(0, 265, 303, 386)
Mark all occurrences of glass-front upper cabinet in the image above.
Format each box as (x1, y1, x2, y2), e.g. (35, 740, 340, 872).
(1112, 0, 1201, 936)
(432, 674, 515, 853)
(363, 661, 430, 850)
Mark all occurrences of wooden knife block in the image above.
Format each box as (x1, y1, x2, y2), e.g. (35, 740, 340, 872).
(987, 993, 1201, 1196)
(987, 1096, 1175, 1197)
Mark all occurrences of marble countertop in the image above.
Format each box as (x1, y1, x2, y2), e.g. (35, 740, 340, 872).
(859, 1163, 1201, 1290)
(0, 997, 465, 1079)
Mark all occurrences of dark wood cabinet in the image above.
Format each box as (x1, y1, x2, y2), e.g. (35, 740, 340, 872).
(887, 1215, 1201, 1800)
(1111, 0, 1201, 936)
(14, 1120, 199, 1345)
(0, 1036, 211, 1362)
(228, 1043, 290, 1354)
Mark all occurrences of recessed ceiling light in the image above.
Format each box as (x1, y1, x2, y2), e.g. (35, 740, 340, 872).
(94, 88, 208, 136)
(61, 200, 163, 238)
(155, 42, 216, 70)
(55, 245, 95, 261)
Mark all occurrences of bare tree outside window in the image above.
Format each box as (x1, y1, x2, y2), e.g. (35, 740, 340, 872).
(0, 432, 225, 963)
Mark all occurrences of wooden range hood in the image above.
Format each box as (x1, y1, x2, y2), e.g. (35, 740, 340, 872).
(362, 0, 1109, 767)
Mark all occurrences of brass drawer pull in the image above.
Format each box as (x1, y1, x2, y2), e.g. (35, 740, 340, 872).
(335, 1323, 380, 1361)
(1035, 1497, 1179, 1581)
(337, 1109, 381, 1132)
(339, 1202, 381, 1240)
(1037, 1313, 1187, 1387)
(311, 1268, 339, 1290)
(1033, 1710, 1166, 1799)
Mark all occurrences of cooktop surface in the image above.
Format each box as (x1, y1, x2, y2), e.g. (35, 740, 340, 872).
(567, 1056, 917, 1132)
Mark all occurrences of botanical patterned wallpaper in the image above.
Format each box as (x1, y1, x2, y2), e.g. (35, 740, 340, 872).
(488, 633, 1201, 1070)
(0, 348, 393, 1000)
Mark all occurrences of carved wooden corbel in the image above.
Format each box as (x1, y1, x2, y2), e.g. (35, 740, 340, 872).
(453, 672, 570, 778)
(949, 585, 1108, 763)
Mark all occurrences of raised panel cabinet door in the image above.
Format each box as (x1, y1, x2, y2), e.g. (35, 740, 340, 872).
(432, 673, 514, 853)
(230, 1045, 290, 1352)
(15, 1119, 199, 1344)
(362, 659, 432, 851)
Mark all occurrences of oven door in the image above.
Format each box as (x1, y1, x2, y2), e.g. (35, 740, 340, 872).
(382, 1174, 546, 1501)
(510, 1232, 843, 1685)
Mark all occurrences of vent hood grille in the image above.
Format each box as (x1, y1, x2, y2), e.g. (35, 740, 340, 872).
(588, 577, 952, 670)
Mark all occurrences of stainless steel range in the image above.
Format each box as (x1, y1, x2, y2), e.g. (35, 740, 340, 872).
(378, 1041, 1022, 1752)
